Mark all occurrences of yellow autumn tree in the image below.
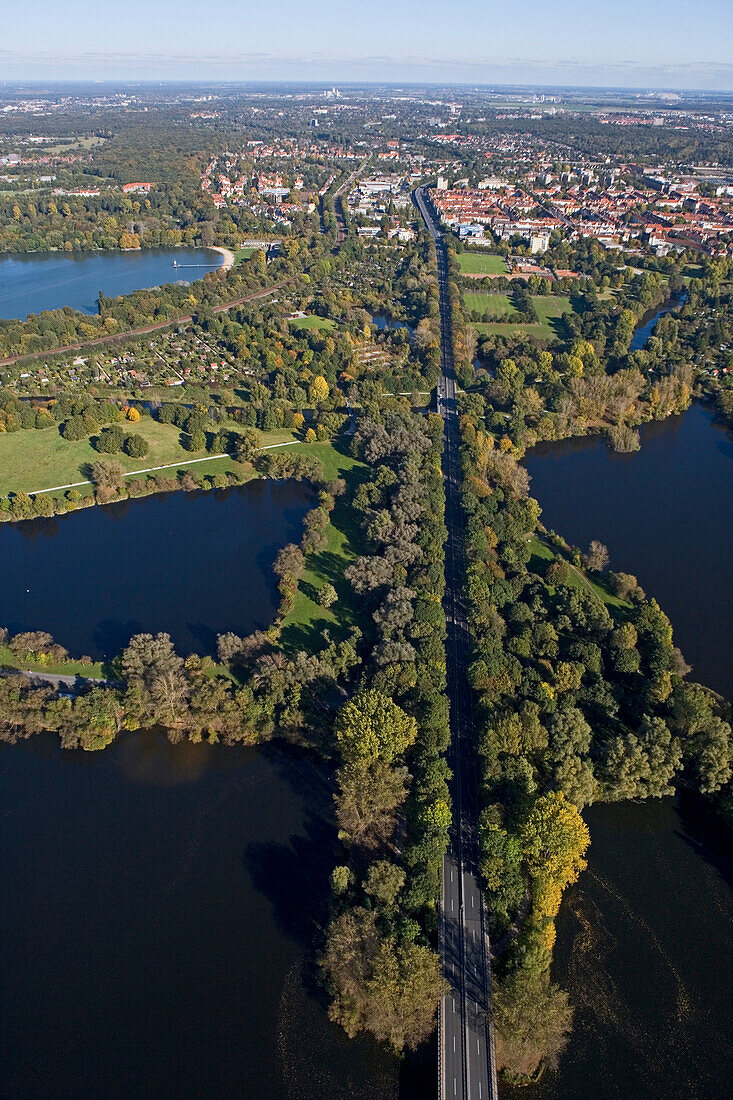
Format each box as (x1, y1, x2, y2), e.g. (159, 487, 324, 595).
(521, 791, 590, 921)
(119, 231, 141, 250)
(309, 375, 329, 404)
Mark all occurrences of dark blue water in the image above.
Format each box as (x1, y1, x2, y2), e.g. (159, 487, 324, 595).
(515, 401, 733, 1100)
(0, 732, 398, 1100)
(525, 403, 733, 700)
(372, 313, 415, 335)
(508, 796, 733, 1100)
(0, 247, 223, 320)
(0, 479, 313, 660)
(630, 292, 686, 351)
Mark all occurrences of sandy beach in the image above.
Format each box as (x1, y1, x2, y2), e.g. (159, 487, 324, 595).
(209, 245, 235, 270)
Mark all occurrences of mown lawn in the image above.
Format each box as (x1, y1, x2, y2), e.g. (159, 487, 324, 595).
(457, 252, 508, 275)
(463, 292, 517, 319)
(0, 420, 299, 498)
(279, 440, 369, 653)
(288, 315, 337, 332)
(528, 534, 630, 612)
(0, 645, 108, 678)
(472, 295, 574, 342)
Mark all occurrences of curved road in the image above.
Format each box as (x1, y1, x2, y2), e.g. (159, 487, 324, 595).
(414, 185, 499, 1100)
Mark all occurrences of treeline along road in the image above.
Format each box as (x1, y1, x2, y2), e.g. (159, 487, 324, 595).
(413, 186, 499, 1100)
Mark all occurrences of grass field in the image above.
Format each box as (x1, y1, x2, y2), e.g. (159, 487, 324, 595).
(0, 421, 299, 498)
(279, 440, 369, 652)
(457, 253, 508, 275)
(528, 534, 630, 611)
(472, 295, 574, 342)
(0, 645, 108, 678)
(288, 315, 337, 332)
(233, 246, 256, 264)
(463, 292, 517, 319)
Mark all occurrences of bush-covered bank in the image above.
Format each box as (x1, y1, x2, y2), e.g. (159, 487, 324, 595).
(444, 240, 733, 1081)
(320, 409, 452, 1051)
(0, 405, 455, 1057)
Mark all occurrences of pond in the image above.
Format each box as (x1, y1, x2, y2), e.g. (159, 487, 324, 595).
(525, 404, 733, 700)
(0, 731, 399, 1100)
(372, 312, 414, 336)
(0, 479, 314, 661)
(0, 247, 223, 320)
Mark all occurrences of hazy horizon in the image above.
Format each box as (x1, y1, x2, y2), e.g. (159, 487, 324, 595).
(1, 0, 731, 92)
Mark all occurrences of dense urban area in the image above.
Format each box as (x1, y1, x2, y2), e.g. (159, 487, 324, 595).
(1, 82, 732, 1097)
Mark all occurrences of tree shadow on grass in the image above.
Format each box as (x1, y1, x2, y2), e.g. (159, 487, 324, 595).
(300, 581, 321, 604)
(548, 313, 571, 343)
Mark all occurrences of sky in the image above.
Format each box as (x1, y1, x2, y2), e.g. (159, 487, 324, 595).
(1, 0, 732, 90)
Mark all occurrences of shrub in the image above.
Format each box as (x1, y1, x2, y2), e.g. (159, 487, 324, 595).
(317, 583, 338, 608)
(124, 433, 149, 459)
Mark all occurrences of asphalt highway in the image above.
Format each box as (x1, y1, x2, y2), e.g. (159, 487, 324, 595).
(414, 186, 499, 1100)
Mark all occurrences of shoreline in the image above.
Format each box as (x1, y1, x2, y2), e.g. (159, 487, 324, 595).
(208, 245, 235, 270)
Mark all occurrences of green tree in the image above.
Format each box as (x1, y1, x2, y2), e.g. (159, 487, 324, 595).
(62, 415, 88, 441)
(364, 860, 405, 908)
(234, 426, 262, 463)
(494, 970, 573, 1080)
(187, 429, 206, 452)
(124, 433, 149, 459)
(336, 758, 409, 849)
(317, 582, 338, 608)
(334, 690, 418, 765)
(322, 907, 445, 1051)
(96, 424, 125, 453)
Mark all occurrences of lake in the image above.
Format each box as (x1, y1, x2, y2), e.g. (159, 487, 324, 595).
(525, 404, 733, 700)
(0, 731, 399, 1100)
(0, 480, 314, 660)
(505, 796, 733, 1100)
(519, 403, 733, 1098)
(0, 247, 223, 320)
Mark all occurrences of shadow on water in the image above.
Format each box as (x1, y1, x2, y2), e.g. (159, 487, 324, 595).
(92, 618, 145, 656)
(0, 733, 400, 1100)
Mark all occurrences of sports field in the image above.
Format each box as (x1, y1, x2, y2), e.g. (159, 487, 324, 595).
(457, 252, 508, 275)
(470, 295, 574, 341)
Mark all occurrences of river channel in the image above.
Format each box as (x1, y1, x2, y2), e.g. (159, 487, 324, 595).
(0, 247, 223, 320)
